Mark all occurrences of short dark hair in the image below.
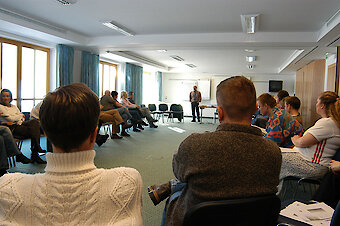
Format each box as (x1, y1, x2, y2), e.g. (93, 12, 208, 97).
(277, 90, 289, 101)
(285, 96, 301, 110)
(0, 89, 13, 104)
(257, 93, 276, 108)
(39, 83, 100, 152)
(111, 91, 118, 97)
(216, 76, 256, 121)
(128, 91, 134, 96)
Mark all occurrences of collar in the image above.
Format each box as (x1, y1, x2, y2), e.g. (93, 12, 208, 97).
(45, 150, 97, 173)
(216, 123, 263, 136)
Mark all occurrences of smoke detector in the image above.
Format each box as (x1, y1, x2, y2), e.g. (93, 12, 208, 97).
(55, 0, 78, 5)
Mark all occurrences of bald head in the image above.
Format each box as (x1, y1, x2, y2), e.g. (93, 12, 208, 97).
(216, 76, 256, 122)
(104, 90, 110, 96)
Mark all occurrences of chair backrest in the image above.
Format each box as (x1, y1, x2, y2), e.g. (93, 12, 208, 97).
(159, 103, 168, 111)
(148, 104, 156, 112)
(170, 104, 182, 112)
(182, 194, 281, 226)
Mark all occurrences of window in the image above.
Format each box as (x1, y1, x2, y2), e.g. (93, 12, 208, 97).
(99, 61, 117, 97)
(0, 37, 50, 112)
(142, 71, 159, 105)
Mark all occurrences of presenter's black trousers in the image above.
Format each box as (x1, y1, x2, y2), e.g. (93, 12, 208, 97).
(191, 102, 200, 121)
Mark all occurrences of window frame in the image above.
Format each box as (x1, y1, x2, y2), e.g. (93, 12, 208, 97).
(0, 37, 50, 110)
(99, 60, 117, 97)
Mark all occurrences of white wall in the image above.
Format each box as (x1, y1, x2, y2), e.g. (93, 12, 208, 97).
(162, 73, 296, 117)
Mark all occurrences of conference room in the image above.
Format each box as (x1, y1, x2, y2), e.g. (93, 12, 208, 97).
(0, 0, 339, 225)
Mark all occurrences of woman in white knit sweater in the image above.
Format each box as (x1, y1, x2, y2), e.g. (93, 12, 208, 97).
(0, 83, 143, 225)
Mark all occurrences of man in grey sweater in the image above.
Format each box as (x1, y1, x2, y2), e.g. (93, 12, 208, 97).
(149, 76, 282, 226)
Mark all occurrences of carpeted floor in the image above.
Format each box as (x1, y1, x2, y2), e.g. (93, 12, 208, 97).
(9, 117, 219, 226)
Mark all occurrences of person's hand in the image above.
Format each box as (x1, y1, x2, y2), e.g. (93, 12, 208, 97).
(291, 135, 301, 144)
(6, 122, 15, 126)
(329, 160, 340, 175)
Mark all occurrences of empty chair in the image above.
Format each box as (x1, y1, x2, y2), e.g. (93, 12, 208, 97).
(169, 104, 184, 122)
(182, 195, 281, 226)
(159, 103, 170, 123)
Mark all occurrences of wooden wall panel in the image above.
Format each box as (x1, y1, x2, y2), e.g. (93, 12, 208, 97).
(327, 63, 336, 91)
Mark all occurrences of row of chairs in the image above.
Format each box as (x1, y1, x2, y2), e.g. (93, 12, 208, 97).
(148, 103, 184, 123)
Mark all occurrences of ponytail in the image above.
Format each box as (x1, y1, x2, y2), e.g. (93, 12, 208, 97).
(319, 91, 340, 128)
(330, 99, 340, 128)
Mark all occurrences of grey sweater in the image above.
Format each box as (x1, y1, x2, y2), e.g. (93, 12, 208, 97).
(166, 123, 282, 226)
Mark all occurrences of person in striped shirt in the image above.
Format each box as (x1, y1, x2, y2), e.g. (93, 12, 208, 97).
(280, 91, 340, 185)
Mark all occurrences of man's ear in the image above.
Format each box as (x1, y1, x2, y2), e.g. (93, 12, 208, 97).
(217, 106, 224, 122)
(90, 127, 98, 144)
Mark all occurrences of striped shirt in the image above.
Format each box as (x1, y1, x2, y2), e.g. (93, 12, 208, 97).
(295, 117, 340, 166)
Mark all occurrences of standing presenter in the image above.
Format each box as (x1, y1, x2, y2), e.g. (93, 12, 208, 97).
(189, 85, 202, 122)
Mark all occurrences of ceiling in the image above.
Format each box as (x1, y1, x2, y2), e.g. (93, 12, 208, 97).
(0, 0, 339, 76)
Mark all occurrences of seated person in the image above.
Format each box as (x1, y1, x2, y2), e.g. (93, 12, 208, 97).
(276, 90, 289, 109)
(0, 89, 46, 164)
(0, 83, 143, 225)
(279, 91, 340, 190)
(257, 93, 303, 148)
(128, 91, 158, 128)
(285, 96, 303, 125)
(111, 91, 145, 132)
(148, 76, 282, 226)
(0, 125, 31, 176)
(99, 105, 129, 139)
(251, 104, 268, 129)
(100, 90, 134, 135)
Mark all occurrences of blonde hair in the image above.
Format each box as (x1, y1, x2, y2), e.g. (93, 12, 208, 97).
(120, 91, 127, 99)
(319, 91, 340, 128)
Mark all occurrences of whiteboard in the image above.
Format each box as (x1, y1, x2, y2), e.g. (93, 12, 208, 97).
(197, 80, 211, 100)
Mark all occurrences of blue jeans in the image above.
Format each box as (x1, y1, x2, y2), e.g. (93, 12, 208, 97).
(331, 200, 340, 226)
(160, 179, 186, 226)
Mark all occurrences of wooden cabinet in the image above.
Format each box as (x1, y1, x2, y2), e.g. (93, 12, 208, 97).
(295, 59, 325, 129)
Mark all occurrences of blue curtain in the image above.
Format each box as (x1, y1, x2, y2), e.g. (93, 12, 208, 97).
(81, 51, 99, 96)
(157, 71, 162, 101)
(125, 63, 143, 104)
(56, 44, 74, 87)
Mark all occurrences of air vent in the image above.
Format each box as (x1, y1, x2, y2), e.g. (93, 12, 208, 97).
(170, 55, 184, 61)
(56, 0, 78, 5)
(186, 64, 197, 68)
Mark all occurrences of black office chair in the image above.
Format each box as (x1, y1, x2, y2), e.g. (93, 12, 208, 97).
(182, 194, 281, 226)
(148, 104, 159, 119)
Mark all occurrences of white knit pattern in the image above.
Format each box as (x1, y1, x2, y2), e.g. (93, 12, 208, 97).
(0, 150, 143, 226)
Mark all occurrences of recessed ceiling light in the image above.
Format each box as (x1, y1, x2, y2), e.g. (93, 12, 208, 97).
(157, 50, 167, 53)
(55, 0, 78, 5)
(246, 56, 256, 62)
(241, 14, 260, 34)
(244, 49, 256, 53)
(102, 21, 134, 36)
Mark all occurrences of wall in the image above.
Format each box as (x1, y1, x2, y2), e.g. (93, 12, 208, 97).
(324, 53, 337, 91)
(162, 73, 296, 117)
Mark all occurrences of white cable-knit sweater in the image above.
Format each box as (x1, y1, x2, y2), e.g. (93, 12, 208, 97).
(0, 150, 143, 226)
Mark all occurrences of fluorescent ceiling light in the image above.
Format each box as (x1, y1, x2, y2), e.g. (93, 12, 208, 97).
(246, 56, 256, 62)
(157, 50, 167, 53)
(170, 55, 185, 61)
(186, 64, 197, 68)
(102, 21, 134, 36)
(241, 14, 260, 34)
(55, 0, 78, 5)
